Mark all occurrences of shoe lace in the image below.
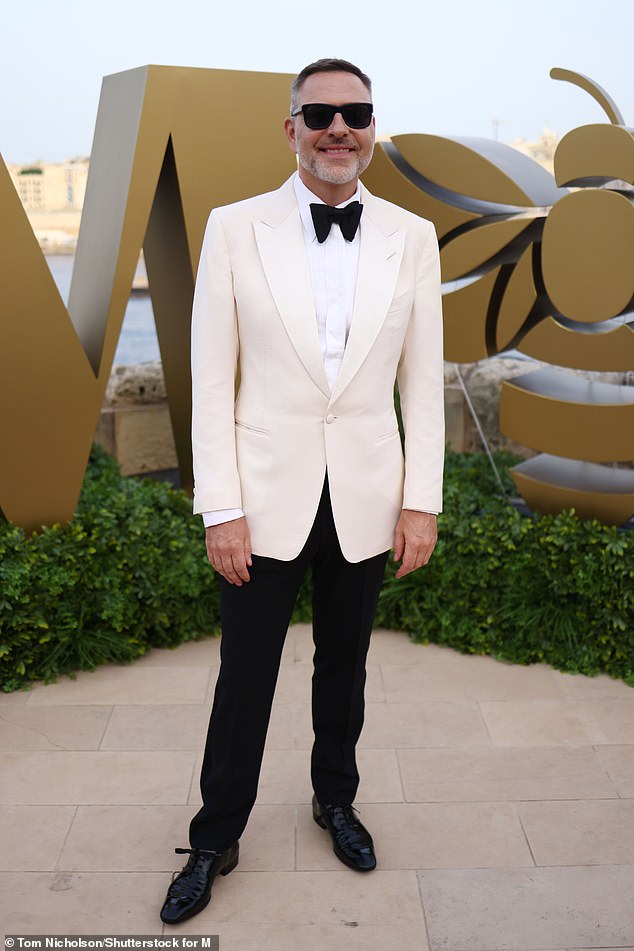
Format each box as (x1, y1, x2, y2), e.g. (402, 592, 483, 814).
(329, 804, 360, 824)
(167, 848, 221, 902)
(328, 804, 366, 848)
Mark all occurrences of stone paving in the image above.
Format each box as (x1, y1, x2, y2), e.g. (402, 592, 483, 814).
(1, 624, 633, 950)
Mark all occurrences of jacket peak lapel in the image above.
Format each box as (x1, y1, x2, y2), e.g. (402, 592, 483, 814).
(254, 208, 330, 399)
(329, 212, 405, 404)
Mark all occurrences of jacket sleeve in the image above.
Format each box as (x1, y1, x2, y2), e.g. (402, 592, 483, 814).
(397, 220, 445, 514)
(191, 210, 243, 514)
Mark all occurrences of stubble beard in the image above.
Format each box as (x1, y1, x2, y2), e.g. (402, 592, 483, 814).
(298, 140, 374, 187)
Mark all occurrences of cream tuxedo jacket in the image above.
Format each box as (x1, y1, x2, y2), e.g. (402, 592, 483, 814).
(191, 176, 444, 562)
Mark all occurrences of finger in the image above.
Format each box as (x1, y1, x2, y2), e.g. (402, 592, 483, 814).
(395, 546, 416, 577)
(420, 537, 437, 564)
(395, 540, 434, 576)
(208, 537, 245, 573)
(396, 559, 419, 578)
(396, 534, 431, 576)
(216, 551, 245, 586)
(221, 561, 244, 586)
(225, 543, 252, 583)
(392, 528, 405, 561)
(233, 554, 251, 583)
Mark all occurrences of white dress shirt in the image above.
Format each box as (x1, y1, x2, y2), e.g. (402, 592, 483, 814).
(294, 172, 361, 391)
(202, 172, 361, 528)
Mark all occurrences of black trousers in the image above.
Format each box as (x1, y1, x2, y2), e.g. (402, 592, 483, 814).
(189, 477, 389, 850)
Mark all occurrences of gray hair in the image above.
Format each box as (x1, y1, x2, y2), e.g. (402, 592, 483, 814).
(290, 58, 372, 113)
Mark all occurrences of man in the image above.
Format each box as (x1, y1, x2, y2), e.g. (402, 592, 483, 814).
(160, 58, 444, 925)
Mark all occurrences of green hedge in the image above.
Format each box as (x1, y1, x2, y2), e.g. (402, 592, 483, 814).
(0, 446, 220, 692)
(375, 452, 634, 684)
(1, 446, 633, 691)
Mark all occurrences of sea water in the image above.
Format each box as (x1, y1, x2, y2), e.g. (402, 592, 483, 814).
(46, 254, 160, 366)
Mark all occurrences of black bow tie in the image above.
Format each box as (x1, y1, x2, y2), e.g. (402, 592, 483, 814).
(310, 201, 363, 243)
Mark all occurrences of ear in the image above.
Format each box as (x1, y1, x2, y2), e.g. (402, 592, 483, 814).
(284, 117, 297, 153)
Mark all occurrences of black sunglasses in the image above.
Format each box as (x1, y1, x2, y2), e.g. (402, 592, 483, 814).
(291, 102, 374, 130)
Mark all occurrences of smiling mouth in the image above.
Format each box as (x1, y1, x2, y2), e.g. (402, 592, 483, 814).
(320, 147, 355, 154)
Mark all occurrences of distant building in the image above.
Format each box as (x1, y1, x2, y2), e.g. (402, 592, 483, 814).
(7, 158, 89, 211)
(510, 129, 558, 176)
(7, 158, 89, 250)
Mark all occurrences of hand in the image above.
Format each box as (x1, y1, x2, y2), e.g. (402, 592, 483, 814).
(205, 517, 252, 586)
(392, 510, 437, 579)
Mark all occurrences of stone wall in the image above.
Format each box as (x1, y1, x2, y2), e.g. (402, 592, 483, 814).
(444, 358, 540, 459)
(95, 363, 178, 477)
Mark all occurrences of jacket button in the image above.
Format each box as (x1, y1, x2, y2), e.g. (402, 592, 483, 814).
(325, 414, 335, 424)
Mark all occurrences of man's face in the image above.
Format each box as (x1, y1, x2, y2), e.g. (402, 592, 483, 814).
(284, 71, 375, 193)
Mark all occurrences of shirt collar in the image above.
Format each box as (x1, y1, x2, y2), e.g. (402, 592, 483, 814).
(293, 171, 361, 243)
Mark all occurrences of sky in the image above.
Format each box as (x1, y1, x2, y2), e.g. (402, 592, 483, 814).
(1, 0, 633, 163)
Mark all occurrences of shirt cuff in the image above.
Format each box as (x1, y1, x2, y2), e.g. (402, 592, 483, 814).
(202, 508, 245, 527)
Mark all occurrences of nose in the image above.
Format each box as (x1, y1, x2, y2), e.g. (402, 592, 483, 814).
(328, 110, 349, 135)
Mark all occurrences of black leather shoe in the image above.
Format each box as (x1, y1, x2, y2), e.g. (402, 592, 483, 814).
(312, 795, 376, 872)
(160, 842, 239, 924)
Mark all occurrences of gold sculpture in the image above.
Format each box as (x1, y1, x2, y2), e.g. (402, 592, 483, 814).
(364, 67, 634, 524)
(1, 66, 632, 530)
(0, 66, 295, 531)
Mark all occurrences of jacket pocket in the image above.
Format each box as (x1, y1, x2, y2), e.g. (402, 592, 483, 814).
(235, 420, 269, 436)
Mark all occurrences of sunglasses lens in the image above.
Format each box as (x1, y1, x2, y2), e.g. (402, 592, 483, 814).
(303, 105, 336, 129)
(301, 103, 373, 130)
(342, 104, 373, 128)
